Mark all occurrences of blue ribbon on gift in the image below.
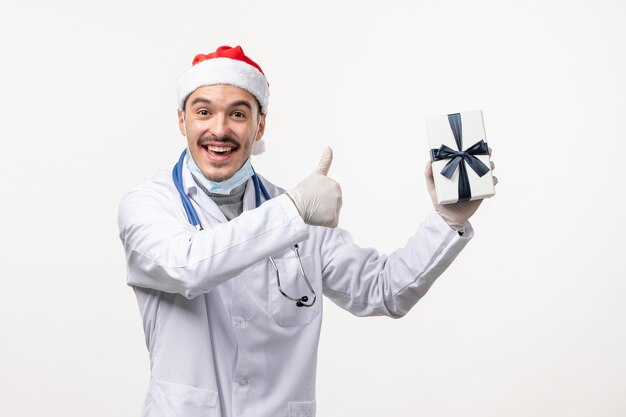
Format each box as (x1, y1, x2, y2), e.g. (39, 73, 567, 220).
(430, 113, 490, 201)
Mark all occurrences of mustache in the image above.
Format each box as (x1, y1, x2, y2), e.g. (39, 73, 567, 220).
(197, 135, 240, 148)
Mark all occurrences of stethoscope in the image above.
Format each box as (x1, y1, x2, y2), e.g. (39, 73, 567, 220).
(172, 149, 316, 308)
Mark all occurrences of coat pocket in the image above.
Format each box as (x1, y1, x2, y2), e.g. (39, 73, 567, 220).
(289, 400, 316, 417)
(142, 380, 218, 417)
(268, 254, 321, 326)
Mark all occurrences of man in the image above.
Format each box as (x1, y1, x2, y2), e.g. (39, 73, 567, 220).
(118, 45, 493, 417)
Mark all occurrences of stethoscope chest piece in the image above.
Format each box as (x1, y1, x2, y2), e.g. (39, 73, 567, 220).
(269, 244, 316, 308)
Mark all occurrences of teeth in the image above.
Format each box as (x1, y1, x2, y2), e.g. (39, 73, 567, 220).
(206, 145, 233, 153)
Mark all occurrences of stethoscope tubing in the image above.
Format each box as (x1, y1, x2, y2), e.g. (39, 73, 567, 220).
(173, 149, 203, 230)
(174, 149, 272, 229)
(172, 148, 316, 307)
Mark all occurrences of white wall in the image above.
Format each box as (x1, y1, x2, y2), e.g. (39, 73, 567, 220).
(1, 0, 624, 416)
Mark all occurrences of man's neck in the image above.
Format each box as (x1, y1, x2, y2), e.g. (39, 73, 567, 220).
(192, 176, 247, 221)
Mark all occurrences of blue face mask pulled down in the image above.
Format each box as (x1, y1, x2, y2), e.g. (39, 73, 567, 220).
(186, 151, 254, 195)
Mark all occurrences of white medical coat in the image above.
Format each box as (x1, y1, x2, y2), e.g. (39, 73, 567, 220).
(118, 160, 473, 417)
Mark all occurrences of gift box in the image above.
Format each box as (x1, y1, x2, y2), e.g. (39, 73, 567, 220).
(427, 110, 495, 205)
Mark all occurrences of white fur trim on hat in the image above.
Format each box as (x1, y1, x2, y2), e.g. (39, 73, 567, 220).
(177, 57, 269, 114)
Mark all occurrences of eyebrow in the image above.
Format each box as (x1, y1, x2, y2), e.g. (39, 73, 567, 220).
(189, 97, 211, 107)
(230, 100, 253, 111)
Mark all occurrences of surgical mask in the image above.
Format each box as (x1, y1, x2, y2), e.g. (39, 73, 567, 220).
(182, 112, 256, 195)
(187, 152, 254, 195)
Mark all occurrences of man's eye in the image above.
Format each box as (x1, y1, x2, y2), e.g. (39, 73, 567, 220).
(232, 111, 246, 118)
(197, 109, 209, 116)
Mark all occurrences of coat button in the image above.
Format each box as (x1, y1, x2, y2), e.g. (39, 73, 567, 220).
(239, 377, 249, 387)
(233, 316, 247, 328)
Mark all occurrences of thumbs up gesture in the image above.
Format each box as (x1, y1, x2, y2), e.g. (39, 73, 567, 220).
(286, 147, 343, 227)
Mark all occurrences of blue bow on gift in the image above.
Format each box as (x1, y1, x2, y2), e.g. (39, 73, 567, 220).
(430, 113, 490, 202)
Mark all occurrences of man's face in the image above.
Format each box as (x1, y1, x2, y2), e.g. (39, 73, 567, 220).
(178, 84, 265, 182)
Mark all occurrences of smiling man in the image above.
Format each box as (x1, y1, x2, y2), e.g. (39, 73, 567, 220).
(118, 45, 492, 417)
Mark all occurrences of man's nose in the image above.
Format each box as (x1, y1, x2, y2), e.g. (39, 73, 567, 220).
(208, 113, 230, 138)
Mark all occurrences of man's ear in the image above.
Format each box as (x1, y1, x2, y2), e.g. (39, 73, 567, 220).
(255, 114, 266, 140)
(177, 109, 186, 136)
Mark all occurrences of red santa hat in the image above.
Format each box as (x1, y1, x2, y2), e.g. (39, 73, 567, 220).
(176, 45, 269, 114)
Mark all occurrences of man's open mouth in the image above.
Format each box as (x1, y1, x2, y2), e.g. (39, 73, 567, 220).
(201, 143, 239, 160)
(204, 144, 235, 153)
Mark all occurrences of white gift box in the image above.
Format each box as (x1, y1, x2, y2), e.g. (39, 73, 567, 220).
(426, 110, 495, 205)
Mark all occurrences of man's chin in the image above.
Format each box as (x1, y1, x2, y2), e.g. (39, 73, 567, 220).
(201, 170, 234, 183)
(196, 159, 237, 182)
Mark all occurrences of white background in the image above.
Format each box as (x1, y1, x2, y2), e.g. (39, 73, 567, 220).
(1, 0, 625, 416)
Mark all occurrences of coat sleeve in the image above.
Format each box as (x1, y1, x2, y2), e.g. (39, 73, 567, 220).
(319, 210, 473, 318)
(118, 183, 308, 299)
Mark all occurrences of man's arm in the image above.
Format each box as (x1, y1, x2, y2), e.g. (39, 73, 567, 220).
(319, 154, 496, 317)
(319, 210, 472, 317)
(118, 185, 308, 299)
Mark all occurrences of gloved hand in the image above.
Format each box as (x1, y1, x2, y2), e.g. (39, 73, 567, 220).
(425, 153, 497, 232)
(287, 147, 342, 227)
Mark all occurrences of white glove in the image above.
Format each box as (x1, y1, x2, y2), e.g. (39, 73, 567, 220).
(287, 147, 342, 227)
(425, 155, 497, 232)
